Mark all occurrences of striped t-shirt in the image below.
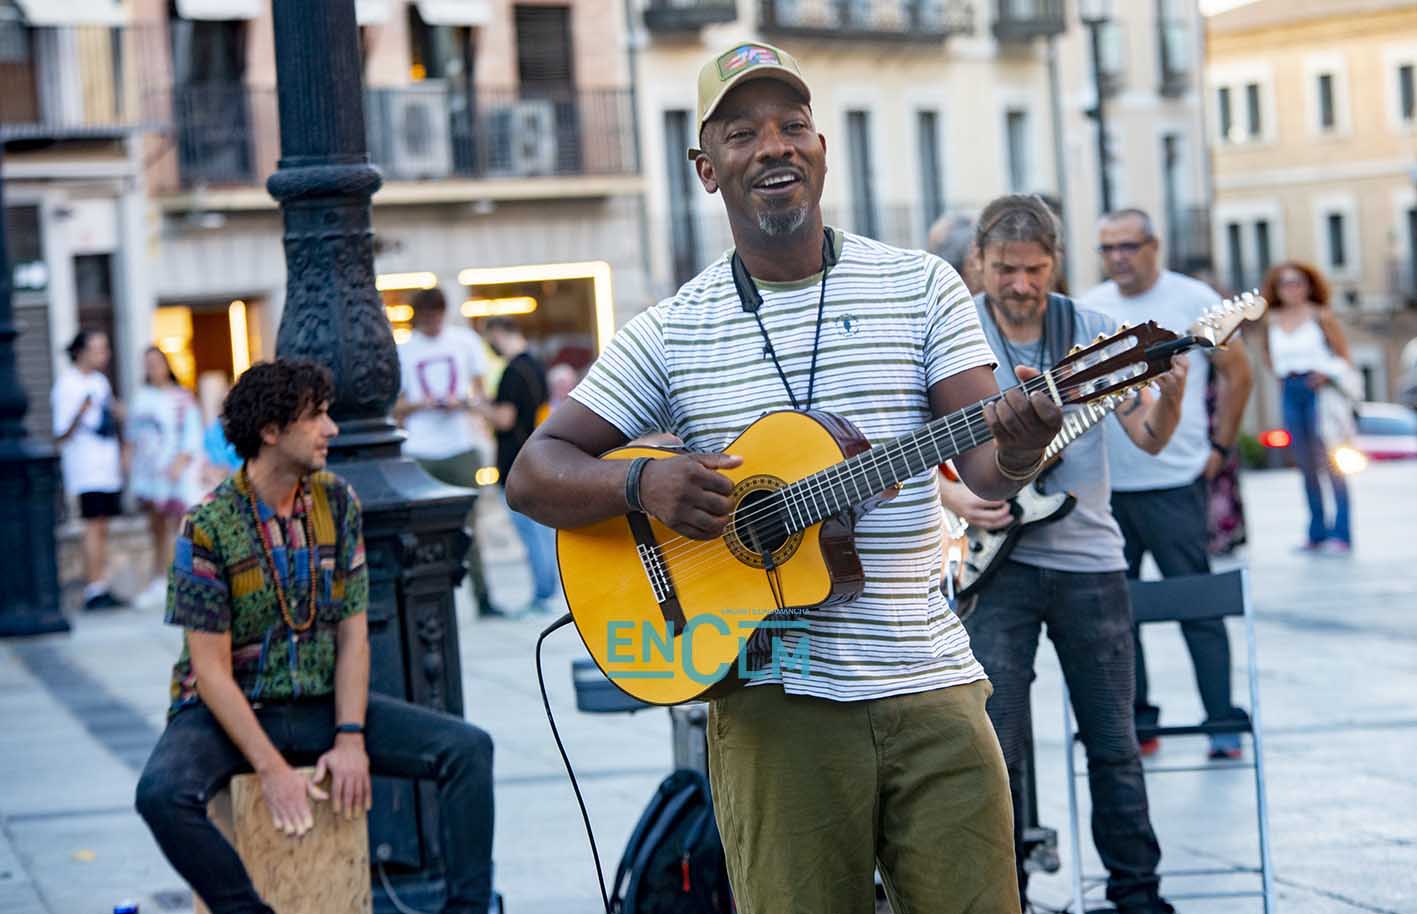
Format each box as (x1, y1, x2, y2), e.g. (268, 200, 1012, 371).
(570, 231, 997, 702)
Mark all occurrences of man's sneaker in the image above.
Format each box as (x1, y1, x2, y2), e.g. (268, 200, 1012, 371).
(136, 578, 167, 609)
(1209, 745, 1243, 761)
(1139, 737, 1161, 757)
(477, 603, 513, 620)
(1320, 539, 1352, 557)
(84, 591, 128, 611)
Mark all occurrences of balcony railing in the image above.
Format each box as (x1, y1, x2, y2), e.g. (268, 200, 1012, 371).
(149, 84, 639, 193)
(644, 0, 739, 32)
(1167, 204, 1212, 277)
(757, 0, 975, 41)
(993, 0, 1066, 42)
(0, 21, 165, 141)
(1157, 18, 1191, 97)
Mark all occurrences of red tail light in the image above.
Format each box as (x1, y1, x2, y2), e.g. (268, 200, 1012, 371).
(1259, 429, 1292, 449)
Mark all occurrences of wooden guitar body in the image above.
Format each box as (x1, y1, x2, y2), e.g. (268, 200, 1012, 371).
(558, 410, 895, 705)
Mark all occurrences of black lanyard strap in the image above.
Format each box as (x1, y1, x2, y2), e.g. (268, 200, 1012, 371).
(731, 227, 836, 413)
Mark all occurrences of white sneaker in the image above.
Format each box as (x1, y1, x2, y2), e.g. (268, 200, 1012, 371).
(137, 578, 168, 608)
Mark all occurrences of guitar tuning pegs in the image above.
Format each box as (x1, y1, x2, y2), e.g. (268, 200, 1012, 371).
(1070, 344, 1082, 355)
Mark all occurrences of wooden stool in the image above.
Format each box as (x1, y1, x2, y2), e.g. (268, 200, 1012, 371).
(193, 768, 371, 914)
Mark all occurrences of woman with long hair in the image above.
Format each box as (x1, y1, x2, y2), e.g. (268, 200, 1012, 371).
(52, 330, 127, 609)
(1259, 261, 1354, 554)
(126, 347, 206, 607)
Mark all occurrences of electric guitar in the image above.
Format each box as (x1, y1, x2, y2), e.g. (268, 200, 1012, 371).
(945, 291, 1268, 607)
(558, 316, 1248, 705)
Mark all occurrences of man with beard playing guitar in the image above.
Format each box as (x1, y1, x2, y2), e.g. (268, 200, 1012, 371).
(938, 194, 1185, 914)
(509, 43, 1063, 914)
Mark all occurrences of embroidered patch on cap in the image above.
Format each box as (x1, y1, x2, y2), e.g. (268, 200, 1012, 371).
(717, 44, 783, 81)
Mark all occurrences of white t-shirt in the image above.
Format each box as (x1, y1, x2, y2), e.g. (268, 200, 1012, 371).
(127, 384, 207, 508)
(51, 368, 123, 497)
(1080, 270, 1220, 492)
(397, 325, 491, 460)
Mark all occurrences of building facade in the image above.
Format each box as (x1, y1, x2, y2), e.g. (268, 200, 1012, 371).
(1207, 0, 1417, 414)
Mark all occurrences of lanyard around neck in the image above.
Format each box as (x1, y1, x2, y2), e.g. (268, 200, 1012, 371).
(730, 227, 837, 413)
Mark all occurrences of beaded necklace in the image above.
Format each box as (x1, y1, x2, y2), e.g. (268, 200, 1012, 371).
(242, 466, 318, 634)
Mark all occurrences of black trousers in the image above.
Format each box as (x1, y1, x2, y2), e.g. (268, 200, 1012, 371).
(136, 693, 494, 914)
(1111, 478, 1240, 730)
(963, 561, 1164, 910)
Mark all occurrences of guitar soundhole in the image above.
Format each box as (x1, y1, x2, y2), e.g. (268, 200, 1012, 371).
(726, 476, 804, 569)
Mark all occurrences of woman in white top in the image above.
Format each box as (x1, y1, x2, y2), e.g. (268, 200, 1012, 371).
(1259, 261, 1353, 553)
(125, 347, 206, 607)
(51, 331, 127, 609)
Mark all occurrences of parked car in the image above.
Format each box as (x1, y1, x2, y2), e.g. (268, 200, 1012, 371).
(1353, 402, 1417, 461)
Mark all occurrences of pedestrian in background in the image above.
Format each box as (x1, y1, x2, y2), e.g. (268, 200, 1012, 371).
(198, 371, 242, 489)
(127, 346, 206, 608)
(52, 330, 126, 610)
(394, 287, 502, 618)
(1259, 261, 1355, 555)
(926, 212, 983, 295)
(473, 316, 556, 615)
(1082, 208, 1254, 760)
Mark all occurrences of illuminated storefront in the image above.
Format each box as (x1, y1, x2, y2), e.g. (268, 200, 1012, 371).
(151, 298, 261, 391)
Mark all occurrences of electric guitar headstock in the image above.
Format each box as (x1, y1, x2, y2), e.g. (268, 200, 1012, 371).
(1047, 291, 1267, 407)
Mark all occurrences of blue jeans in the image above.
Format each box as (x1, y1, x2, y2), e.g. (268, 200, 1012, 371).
(504, 487, 558, 602)
(1281, 374, 1351, 546)
(963, 561, 1165, 910)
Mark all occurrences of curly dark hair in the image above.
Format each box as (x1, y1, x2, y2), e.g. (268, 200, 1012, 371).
(221, 359, 334, 460)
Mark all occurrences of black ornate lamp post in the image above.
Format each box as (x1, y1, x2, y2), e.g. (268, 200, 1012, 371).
(266, 2, 474, 909)
(0, 142, 70, 638)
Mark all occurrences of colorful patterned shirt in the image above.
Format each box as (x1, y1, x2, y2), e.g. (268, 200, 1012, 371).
(166, 470, 368, 715)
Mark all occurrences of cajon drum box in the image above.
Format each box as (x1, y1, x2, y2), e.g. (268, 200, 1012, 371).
(193, 768, 371, 914)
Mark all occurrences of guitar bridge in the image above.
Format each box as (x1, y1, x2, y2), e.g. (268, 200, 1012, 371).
(636, 541, 671, 605)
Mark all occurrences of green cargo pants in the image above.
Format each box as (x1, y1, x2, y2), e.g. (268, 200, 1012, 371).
(708, 679, 1018, 914)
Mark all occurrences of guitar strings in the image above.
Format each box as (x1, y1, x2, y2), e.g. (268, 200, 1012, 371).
(639, 368, 1106, 589)
(645, 368, 1065, 567)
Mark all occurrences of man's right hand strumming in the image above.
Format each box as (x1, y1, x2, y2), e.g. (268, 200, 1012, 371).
(259, 760, 329, 837)
(638, 453, 744, 540)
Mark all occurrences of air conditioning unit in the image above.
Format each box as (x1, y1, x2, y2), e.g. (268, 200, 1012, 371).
(485, 99, 558, 177)
(366, 83, 453, 181)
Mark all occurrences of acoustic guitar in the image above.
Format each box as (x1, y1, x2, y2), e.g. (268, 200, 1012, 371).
(558, 318, 1237, 705)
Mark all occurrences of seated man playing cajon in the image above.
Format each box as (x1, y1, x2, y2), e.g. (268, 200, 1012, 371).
(135, 359, 494, 914)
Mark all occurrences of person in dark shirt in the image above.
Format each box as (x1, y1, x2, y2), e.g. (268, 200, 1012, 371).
(474, 317, 557, 613)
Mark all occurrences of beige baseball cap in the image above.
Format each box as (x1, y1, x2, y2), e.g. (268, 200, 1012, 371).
(687, 41, 811, 161)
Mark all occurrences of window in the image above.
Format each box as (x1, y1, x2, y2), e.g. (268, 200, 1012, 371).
(1400, 64, 1415, 124)
(1406, 206, 1417, 288)
(1005, 108, 1029, 193)
(1161, 134, 1184, 270)
(846, 111, 878, 238)
(1245, 82, 1261, 137)
(1254, 219, 1271, 279)
(1225, 222, 1245, 292)
(1317, 73, 1335, 131)
(1218, 86, 1233, 142)
(408, 7, 473, 84)
(664, 110, 699, 287)
(1327, 212, 1347, 270)
(917, 110, 944, 234)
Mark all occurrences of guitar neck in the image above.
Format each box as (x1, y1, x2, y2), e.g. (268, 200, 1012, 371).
(1037, 393, 1121, 472)
(777, 374, 1055, 531)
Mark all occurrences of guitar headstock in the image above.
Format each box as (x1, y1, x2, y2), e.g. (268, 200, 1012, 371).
(1045, 291, 1269, 408)
(1049, 321, 1179, 407)
(1189, 290, 1268, 348)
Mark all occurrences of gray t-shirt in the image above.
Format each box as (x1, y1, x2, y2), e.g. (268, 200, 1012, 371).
(972, 295, 1127, 573)
(1079, 270, 1220, 491)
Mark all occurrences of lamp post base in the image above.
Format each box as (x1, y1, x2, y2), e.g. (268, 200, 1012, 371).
(0, 446, 71, 638)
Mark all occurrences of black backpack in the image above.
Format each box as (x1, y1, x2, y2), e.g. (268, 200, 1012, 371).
(610, 769, 734, 914)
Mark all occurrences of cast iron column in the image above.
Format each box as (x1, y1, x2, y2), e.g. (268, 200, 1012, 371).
(266, 3, 475, 910)
(0, 142, 70, 638)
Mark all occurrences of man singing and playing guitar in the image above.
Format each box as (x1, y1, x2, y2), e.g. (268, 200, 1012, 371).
(508, 42, 1065, 912)
(939, 194, 1184, 914)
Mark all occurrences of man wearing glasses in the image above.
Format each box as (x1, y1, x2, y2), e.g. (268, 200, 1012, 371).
(1080, 209, 1255, 761)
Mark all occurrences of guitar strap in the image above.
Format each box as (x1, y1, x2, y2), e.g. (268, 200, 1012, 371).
(1042, 293, 1077, 370)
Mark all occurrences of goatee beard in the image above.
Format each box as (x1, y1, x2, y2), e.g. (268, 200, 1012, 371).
(758, 206, 808, 237)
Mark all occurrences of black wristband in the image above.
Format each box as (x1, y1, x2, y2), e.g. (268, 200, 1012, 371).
(335, 722, 364, 735)
(1210, 439, 1233, 459)
(624, 457, 651, 513)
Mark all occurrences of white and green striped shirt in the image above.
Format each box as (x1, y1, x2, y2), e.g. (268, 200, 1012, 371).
(570, 231, 997, 702)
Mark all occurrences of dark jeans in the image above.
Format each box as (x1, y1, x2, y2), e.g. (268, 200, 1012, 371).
(135, 693, 494, 914)
(1111, 479, 1242, 735)
(1281, 374, 1351, 546)
(963, 561, 1164, 910)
